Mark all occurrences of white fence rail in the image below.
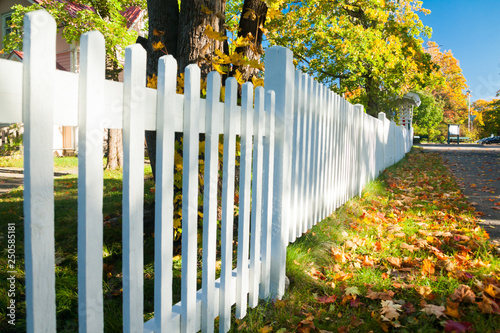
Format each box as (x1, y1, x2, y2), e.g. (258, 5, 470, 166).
(0, 10, 412, 333)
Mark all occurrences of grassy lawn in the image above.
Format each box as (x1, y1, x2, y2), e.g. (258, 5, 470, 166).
(1, 149, 499, 332)
(232, 148, 500, 332)
(0, 157, 160, 332)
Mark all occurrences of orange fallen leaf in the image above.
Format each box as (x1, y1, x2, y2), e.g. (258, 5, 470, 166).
(415, 285, 432, 297)
(362, 255, 375, 266)
(386, 257, 402, 268)
(449, 285, 476, 303)
(484, 284, 500, 299)
(421, 259, 435, 276)
(366, 289, 395, 300)
(477, 295, 500, 314)
(334, 272, 353, 281)
(420, 304, 445, 318)
(316, 295, 337, 304)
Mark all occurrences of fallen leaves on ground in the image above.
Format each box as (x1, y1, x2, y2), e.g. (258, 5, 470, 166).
(233, 150, 500, 332)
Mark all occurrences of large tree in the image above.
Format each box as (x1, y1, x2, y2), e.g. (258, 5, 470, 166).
(472, 98, 500, 136)
(3, 0, 146, 169)
(412, 90, 444, 136)
(143, 0, 270, 178)
(264, 0, 436, 116)
(424, 41, 469, 123)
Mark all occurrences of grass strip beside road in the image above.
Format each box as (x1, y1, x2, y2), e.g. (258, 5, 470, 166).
(233, 148, 500, 332)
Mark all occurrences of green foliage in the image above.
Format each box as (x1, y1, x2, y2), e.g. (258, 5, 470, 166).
(412, 90, 444, 135)
(471, 99, 500, 137)
(265, 0, 437, 115)
(2, 0, 146, 74)
(481, 100, 500, 136)
(0, 124, 23, 156)
(423, 42, 469, 124)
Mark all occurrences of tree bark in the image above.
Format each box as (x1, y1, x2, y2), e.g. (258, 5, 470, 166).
(364, 74, 379, 117)
(144, 0, 226, 181)
(105, 54, 124, 169)
(177, 0, 226, 77)
(232, 0, 267, 82)
(106, 128, 123, 169)
(144, 0, 180, 179)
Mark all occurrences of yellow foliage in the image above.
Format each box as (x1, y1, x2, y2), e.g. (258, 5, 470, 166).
(152, 41, 165, 52)
(204, 25, 228, 42)
(153, 29, 164, 36)
(252, 76, 264, 87)
(234, 69, 245, 85)
(147, 74, 158, 89)
(234, 36, 251, 48)
(213, 63, 228, 75)
(230, 52, 246, 67)
(201, 5, 213, 15)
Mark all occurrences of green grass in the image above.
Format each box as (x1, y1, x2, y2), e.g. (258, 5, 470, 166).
(0, 155, 80, 171)
(0, 157, 158, 332)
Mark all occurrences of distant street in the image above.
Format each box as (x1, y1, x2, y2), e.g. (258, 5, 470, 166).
(419, 144, 500, 243)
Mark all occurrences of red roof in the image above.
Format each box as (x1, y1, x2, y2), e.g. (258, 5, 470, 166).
(33, 0, 142, 26)
(9, 50, 68, 71)
(32, 0, 94, 18)
(121, 6, 142, 29)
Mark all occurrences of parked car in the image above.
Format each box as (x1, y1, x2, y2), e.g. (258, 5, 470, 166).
(478, 136, 500, 145)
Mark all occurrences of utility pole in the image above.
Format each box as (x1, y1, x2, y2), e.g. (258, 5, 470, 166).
(467, 90, 471, 131)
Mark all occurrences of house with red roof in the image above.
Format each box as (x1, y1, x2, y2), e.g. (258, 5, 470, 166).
(1, 0, 145, 156)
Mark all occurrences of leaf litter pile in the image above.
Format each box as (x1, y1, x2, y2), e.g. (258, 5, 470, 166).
(233, 149, 500, 333)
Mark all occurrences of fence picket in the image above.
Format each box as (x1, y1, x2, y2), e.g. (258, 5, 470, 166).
(249, 86, 265, 308)
(154, 55, 177, 332)
(259, 90, 276, 299)
(77, 31, 105, 333)
(266, 46, 295, 298)
(201, 71, 222, 333)
(236, 82, 254, 319)
(22, 10, 57, 333)
(122, 44, 147, 332)
(181, 64, 201, 333)
(299, 74, 309, 235)
(220, 77, 238, 333)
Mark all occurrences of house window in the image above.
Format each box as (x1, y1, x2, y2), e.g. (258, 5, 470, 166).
(1, 11, 14, 48)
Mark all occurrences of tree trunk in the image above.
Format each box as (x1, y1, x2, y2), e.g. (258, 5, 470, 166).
(144, 0, 180, 180)
(105, 55, 124, 169)
(177, 0, 226, 77)
(364, 74, 379, 117)
(106, 128, 123, 169)
(232, 0, 268, 82)
(144, 0, 226, 181)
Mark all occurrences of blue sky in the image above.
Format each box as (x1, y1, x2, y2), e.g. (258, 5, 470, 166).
(420, 0, 500, 102)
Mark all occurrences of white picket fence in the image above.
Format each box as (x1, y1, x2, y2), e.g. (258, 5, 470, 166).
(0, 10, 412, 333)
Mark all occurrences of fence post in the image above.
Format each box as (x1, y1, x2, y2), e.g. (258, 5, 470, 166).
(264, 46, 294, 299)
(22, 10, 57, 332)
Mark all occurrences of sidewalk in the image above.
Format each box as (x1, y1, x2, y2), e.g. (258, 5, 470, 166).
(418, 143, 500, 243)
(0, 167, 77, 195)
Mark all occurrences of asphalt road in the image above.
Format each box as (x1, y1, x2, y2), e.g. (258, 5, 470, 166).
(419, 143, 500, 244)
